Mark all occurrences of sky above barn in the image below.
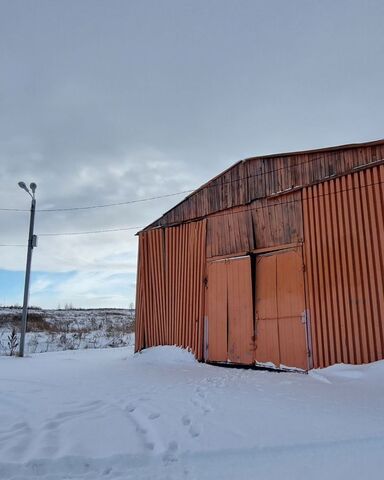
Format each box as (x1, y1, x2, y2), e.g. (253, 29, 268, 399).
(0, 0, 383, 308)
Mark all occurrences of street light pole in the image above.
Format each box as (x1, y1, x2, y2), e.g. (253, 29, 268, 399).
(18, 182, 37, 357)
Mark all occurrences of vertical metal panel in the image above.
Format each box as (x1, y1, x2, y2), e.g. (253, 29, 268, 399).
(255, 249, 307, 370)
(136, 221, 206, 359)
(207, 256, 254, 364)
(206, 260, 228, 362)
(227, 257, 254, 364)
(135, 220, 207, 358)
(276, 249, 307, 370)
(303, 165, 384, 368)
(141, 230, 152, 347)
(255, 255, 280, 366)
(140, 229, 166, 348)
(134, 234, 144, 352)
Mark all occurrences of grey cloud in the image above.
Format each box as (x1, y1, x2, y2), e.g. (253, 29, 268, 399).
(1, 0, 383, 307)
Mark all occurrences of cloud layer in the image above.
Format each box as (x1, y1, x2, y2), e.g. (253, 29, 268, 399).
(1, 0, 384, 307)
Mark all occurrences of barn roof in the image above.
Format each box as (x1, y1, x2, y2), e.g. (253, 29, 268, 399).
(141, 138, 384, 232)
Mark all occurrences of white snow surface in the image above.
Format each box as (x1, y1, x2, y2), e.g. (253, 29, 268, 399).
(1, 346, 384, 479)
(0, 308, 135, 355)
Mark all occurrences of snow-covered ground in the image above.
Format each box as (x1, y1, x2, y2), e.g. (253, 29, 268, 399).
(1, 346, 383, 479)
(0, 308, 135, 355)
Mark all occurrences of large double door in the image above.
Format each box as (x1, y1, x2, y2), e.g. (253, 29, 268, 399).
(206, 248, 310, 370)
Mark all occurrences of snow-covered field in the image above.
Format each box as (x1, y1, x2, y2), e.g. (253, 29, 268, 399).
(0, 308, 135, 355)
(1, 346, 383, 480)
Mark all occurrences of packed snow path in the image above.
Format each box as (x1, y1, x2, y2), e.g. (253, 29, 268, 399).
(1, 347, 384, 479)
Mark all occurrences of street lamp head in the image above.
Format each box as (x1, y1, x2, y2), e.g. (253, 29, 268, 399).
(18, 181, 30, 194)
(30, 183, 37, 194)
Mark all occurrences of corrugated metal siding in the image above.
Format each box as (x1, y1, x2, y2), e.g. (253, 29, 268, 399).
(135, 221, 207, 359)
(136, 228, 166, 349)
(276, 249, 307, 370)
(134, 235, 145, 352)
(303, 164, 384, 368)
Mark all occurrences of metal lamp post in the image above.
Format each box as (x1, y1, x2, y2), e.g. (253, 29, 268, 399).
(18, 181, 37, 357)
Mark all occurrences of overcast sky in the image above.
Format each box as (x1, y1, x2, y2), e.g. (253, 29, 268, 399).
(0, 0, 383, 309)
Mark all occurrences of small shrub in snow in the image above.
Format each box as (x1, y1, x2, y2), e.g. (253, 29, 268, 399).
(7, 328, 19, 356)
(28, 333, 39, 354)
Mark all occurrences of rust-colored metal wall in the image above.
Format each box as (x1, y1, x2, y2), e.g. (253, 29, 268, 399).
(136, 140, 384, 369)
(303, 164, 384, 368)
(135, 221, 206, 359)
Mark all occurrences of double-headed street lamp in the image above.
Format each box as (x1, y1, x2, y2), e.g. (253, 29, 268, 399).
(18, 181, 37, 357)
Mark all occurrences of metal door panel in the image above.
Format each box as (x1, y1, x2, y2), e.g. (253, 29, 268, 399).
(227, 257, 254, 364)
(255, 248, 308, 370)
(277, 250, 307, 370)
(255, 255, 280, 366)
(207, 260, 228, 362)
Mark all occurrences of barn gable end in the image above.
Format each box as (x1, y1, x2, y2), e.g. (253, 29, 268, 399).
(135, 140, 384, 370)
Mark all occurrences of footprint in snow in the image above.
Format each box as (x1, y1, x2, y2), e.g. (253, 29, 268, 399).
(188, 425, 200, 438)
(44, 420, 59, 431)
(181, 415, 191, 426)
(145, 441, 155, 451)
(125, 403, 136, 413)
(181, 414, 200, 438)
(148, 412, 160, 420)
(196, 387, 205, 398)
(162, 440, 178, 464)
(135, 425, 147, 435)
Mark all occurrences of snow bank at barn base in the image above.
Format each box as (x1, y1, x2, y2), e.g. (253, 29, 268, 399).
(133, 345, 197, 365)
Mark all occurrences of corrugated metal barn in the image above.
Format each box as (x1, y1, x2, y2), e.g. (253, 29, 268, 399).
(135, 139, 384, 370)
